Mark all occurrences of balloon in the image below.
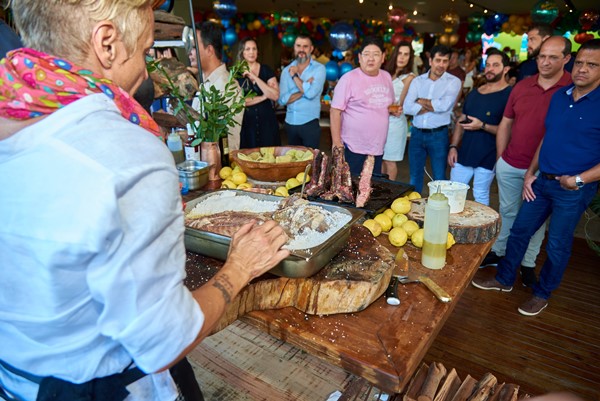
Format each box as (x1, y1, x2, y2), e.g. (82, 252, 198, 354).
(531, 0, 559, 25)
(223, 27, 237, 46)
(339, 62, 353, 76)
(388, 7, 408, 30)
(440, 10, 460, 32)
(438, 33, 450, 46)
(449, 33, 459, 46)
(466, 31, 482, 43)
(328, 22, 357, 52)
(280, 10, 299, 25)
(579, 9, 599, 31)
(391, 32, 404, 46)
(281, 32, 296, 48)
(467, 12, 486, 29)
(213, 0, 237, 20)
(325, 61, 340, 81)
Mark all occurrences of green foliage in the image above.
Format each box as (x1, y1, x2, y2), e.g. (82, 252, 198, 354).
(147, 58, 254, 143)
(196, 60, 254, 143)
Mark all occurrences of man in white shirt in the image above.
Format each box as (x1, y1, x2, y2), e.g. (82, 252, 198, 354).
(403, 45, 462, 194)
(190, 21, 243, 151)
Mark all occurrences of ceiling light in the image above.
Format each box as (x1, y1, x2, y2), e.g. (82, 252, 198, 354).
(413, 10, 418, 15)
(469, 3, 473, 7)
(389, 4, 393, 10)
(483, 9, 488, 13)
(359, 0, 363, 3)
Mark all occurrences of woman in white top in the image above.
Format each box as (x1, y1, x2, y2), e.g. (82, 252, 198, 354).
(382, 41, 416, 181)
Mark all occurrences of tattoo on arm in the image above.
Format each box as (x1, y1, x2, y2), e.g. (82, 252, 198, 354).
(213, 274, 234, 304)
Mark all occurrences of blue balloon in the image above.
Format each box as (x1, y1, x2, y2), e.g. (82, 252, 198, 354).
(223, 27, 238, 46)
(325, 61, 340, 81)
(339, 62, 353, 77)
(213, 0, 237, 20)
(328, 22, 357, 52)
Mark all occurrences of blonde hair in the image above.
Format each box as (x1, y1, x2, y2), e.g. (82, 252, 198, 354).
(10, 0, 151, 64)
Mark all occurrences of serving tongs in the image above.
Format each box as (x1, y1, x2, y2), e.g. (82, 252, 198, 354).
(299, 163, 311, 199)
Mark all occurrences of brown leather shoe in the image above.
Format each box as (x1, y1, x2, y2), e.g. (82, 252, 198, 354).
(518, 296, 548, 316)
(471, 276, 513, 292)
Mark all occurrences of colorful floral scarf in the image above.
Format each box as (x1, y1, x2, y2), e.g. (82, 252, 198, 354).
(0, 48, 161, 137)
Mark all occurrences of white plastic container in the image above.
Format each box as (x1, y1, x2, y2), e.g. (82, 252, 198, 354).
(427, 180, 469, 213)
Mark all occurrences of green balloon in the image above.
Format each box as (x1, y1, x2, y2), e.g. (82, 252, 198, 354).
(282, 32, 297, 48)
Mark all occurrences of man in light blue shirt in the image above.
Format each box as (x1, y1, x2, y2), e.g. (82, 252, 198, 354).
(404, 45, 462, 193)
(279, 35, 326, 149)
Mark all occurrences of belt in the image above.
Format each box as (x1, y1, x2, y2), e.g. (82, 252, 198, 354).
(540, 172, 560, 180)
(415, 125, 448, 133)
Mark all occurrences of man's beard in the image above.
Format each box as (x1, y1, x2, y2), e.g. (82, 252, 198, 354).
(486, 71, 503, 83)
(528, 47, 540, 59)
(296, 53, 309, 63)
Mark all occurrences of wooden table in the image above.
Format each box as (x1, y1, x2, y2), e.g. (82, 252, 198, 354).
(182, 189, 492, 394)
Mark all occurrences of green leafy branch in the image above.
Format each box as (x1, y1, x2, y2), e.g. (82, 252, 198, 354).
(195, 59, 255, 143)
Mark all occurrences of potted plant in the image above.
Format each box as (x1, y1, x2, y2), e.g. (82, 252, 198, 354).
(148, 58, 254, 179)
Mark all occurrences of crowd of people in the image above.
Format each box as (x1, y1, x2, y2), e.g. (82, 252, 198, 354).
(1, 2, 599, 399)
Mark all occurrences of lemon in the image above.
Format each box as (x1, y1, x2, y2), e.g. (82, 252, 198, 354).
(408, 191, 421, 200)
(296, 172, 311, 184)
(362, 219, 382, 237)
(402, 220, 420, 237)
(447, 232, 456, 249)
(392, 213, 408, 228)
(275, 186, 289, 197)
(411, 228, 424, 248)
(383, 208, 396, 219)
(388, 227, 408, 247)
(373, 213, 392, 232)
(232, 165, 242, 173)
(391, 197, 411, 214)
(221, 179, 236, 189)
(219, 166, 233, 180)
(236, 182, 253, 190)
(230, 161, 238, 169)
(286, 177, 301, 190)
(231, 172, 247, 185)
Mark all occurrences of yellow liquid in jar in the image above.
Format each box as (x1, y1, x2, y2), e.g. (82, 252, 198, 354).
(422, 240, 446, 269)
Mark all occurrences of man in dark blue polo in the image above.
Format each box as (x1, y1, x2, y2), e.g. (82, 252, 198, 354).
(403, 45, 462, 194)
(472, 39, 600, 316)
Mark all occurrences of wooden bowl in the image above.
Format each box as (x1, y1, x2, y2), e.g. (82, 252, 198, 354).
(231, 146, 314, 182)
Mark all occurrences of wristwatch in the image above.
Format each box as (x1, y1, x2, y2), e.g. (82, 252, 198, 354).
(292, 73, 300, 80)
(575, 175, 585, 188)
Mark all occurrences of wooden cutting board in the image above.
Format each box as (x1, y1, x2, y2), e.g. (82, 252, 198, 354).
(185, 225, 395, 333)
(407, 199, 500, 244)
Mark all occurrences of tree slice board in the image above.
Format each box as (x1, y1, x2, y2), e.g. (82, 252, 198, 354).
(185, 225, 395, 333)
(407, 199, 500, 244)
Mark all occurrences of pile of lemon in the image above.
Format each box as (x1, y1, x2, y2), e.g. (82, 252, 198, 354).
(362, 192, 455, 250)
(219, 165, 251, 190)
(274, 172, 311, 197)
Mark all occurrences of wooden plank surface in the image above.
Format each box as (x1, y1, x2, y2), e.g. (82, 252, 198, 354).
(238, 240, 491, 394)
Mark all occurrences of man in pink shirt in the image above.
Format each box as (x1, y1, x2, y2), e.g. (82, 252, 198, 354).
(331, 36, 397, 175)
(481, 36, 572, 287)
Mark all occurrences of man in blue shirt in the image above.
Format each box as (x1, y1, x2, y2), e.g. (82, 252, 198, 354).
(278, 35, 326, 149)
(472, 39, 600, 316)
(403, 45, 462, 194)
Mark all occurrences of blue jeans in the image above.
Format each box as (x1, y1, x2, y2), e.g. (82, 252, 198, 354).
(496, 176, 598, 299)
(408, 127, 449, 194)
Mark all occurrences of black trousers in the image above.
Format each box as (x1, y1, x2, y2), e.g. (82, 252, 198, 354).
(285, 119, 321, 149)
(170, 358, 204, 401)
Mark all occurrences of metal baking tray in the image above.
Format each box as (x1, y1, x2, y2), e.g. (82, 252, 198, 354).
(183, 190, 365, 278)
